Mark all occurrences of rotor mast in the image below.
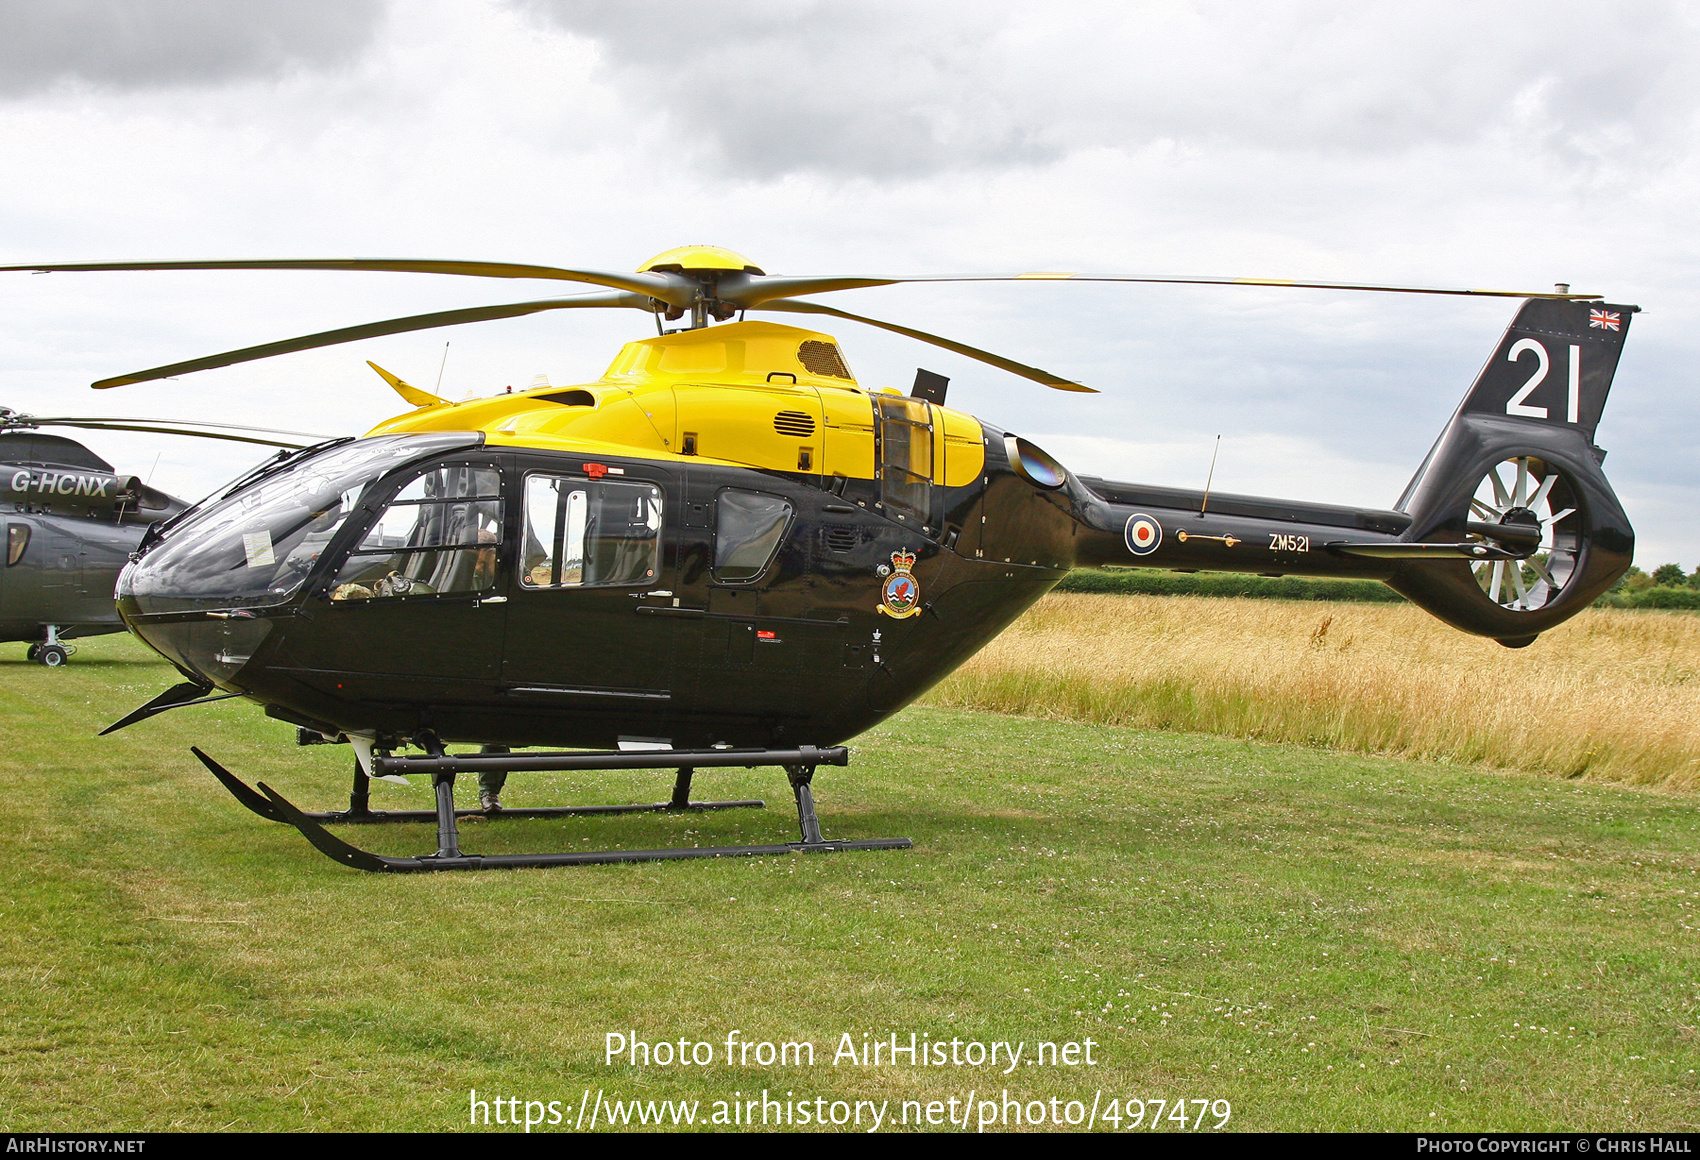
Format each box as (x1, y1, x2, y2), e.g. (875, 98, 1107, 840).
(638, 245, 761, 330)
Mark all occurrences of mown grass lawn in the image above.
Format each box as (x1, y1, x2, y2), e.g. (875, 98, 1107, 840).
(1, 634, 1696, 1132)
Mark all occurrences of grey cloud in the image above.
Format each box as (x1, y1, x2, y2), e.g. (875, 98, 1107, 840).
(0, 0, 388, 96)
(510, 0, 1062, 177)
(512, 0, 1699, 180)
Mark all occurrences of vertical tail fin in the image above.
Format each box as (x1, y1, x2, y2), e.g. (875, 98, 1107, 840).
(1391, 299, 1637, 645)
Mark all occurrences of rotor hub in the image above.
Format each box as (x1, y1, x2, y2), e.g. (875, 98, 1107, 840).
(637, 245, 764, 277)
(637, 246, 761, 326)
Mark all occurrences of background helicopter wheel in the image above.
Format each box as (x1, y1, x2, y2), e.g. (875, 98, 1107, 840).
(25, 644, 40, 661)
(1468, 455, 1581, 613)
(37, 644, 69, 667)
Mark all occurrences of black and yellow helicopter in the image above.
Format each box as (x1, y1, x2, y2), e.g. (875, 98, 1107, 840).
(2, 246, 1637, 871)
(0, 409, 325, 664)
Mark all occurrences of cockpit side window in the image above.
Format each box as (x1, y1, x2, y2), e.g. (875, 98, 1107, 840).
(330, 464, 502, 601)
(520, 475, 661, 589)
(6, 523, 28, 567)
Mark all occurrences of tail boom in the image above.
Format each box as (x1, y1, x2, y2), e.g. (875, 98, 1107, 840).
(1060, 298, 1637, 645)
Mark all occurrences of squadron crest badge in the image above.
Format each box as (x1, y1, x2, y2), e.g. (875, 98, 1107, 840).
(878, 549, 921, 618)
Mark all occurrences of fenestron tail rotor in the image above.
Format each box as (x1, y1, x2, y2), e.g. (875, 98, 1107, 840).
(2, 245, 1604, 393)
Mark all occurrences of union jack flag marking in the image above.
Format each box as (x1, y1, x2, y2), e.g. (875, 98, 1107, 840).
(1589, 309, 1621, 331)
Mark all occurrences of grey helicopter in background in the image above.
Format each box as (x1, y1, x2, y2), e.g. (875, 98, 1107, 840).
(1, 408, 331, 664)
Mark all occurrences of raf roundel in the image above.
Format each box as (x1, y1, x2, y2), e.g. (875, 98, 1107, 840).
(1125, 514, 1162, 556)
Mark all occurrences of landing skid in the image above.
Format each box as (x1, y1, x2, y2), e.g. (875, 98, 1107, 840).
(192, 747, 763, 824)
(194, 744, 911, 872)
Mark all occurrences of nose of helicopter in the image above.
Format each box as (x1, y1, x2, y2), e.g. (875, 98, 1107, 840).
(117, 557, 276, 688)
(115, 432, 486, 688)
(112, 498, 301, 689)
(130, 610, 274, 690)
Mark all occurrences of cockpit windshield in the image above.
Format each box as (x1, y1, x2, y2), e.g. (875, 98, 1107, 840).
(148, 437, 353, 543)
(118, 433, 480, 611)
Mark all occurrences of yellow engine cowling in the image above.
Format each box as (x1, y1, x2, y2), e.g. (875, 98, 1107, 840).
(366, 320, 983, 485)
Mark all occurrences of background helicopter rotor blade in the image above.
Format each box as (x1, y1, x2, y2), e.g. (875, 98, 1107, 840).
(754, 299, 1095, 392)
(17, 417, 333, 448)
(91, 290, 651, 388)
(730, 272, 1602, 305)
(0, 258, 696, 307)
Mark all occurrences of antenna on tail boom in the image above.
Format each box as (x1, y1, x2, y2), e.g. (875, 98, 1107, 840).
(1199, 435, 1221, 516)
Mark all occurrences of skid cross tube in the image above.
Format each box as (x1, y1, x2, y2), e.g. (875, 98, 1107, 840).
(195, 744, 909, 872)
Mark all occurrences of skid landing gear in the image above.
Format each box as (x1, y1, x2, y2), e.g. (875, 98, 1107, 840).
(193, 749, 762, 825)
(194, 744, 911, 872)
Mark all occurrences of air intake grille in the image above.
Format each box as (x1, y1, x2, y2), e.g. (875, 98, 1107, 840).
(823, 525, 858, 553)
(773, 410, 817, 437)
(797, 341, 851, 379)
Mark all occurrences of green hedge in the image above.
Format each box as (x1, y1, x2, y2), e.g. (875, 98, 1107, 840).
(1596, 585, 1700, 611)
(1057, 570, 1700, 610)
(1054, 568, 1405, 603)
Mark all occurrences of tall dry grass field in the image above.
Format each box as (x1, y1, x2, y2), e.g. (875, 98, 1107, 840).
(926, 593, 1700, 791)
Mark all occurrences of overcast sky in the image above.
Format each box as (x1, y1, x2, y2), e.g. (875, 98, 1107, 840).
(2, 0, 1696, 565)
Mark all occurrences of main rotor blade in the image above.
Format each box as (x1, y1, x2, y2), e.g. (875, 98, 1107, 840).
(91, 291, 650, 388)
(1, 258, 695, 307)
(752, 299, 1094, 392)
(721, 275, 908, 308)
(728, 272, 1602, 305)
(1002, 273, 1602, 300)
(21, 417, 332, 448)
(2, 256, 1599, 307)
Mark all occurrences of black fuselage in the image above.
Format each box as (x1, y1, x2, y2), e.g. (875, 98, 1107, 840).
(117, 430, 1080, 750)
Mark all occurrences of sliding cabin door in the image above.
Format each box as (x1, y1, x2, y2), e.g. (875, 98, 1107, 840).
(499, 459, 677, 702)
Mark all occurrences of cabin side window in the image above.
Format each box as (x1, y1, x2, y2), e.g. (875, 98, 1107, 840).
(520, 475, 662, 589)
(712, 490, 794, 583)
(330, 464, 502, 601)
(875, 395, 932, 525)
(6, 523, 28, 567)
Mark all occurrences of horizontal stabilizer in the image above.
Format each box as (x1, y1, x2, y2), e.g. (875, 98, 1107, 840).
(1327, 541, 1524, 561)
